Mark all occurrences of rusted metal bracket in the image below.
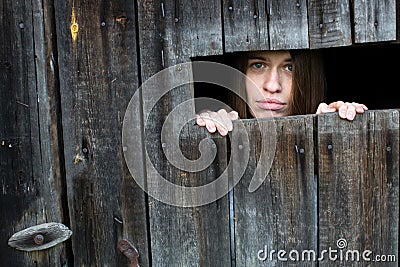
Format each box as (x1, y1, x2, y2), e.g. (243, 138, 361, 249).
(8, 222, 72, 251)
(117, 239, 140, 267)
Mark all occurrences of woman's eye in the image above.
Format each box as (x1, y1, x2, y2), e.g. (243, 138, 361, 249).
(284, 64, 293, 72)
(252, 62, 264, 69)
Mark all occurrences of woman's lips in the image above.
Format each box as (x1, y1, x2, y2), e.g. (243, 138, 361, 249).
(256, 99, 286, 110)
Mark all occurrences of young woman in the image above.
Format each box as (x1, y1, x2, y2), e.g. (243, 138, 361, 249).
(196, 49, 368, 136)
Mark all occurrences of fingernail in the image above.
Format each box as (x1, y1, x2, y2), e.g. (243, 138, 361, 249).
(206, 124, 215, 132)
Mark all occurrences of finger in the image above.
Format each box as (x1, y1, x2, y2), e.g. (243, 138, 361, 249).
(204, 118, 217, 133)
(348, 102, 368, 116)
(199, 112, 218, 133)
(217, 109, 234, 132)
(209, 111, 228, 136)
(345, 104, 356, 120)
(228, 111, 239, 121)
(195, 114, 206, 126)
(338, 104, 348, 119)
(353, 103, 368, 113)
(216, 125, 228, 136)
(316, 103, 327, 114)
(328, 101, 344, 110)
(316, 103, 336, 114)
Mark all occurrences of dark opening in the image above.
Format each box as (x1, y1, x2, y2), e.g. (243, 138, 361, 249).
(191, 54, 236, 114)
(192, 43, 400, 113)
(323, 43, 399, 110)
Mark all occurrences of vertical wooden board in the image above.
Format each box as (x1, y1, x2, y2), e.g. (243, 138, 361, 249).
(137, 1, 229, 266)
(137, 0, 224, 144)
(138, 0, 223, 80)
(317, 111, 399, 266)
(353, 0, 397, 43)
(0, 0, 68, 265)
(144, 122, 231, 266)
(233, 116, 316, 266)
(222, 0, 269, 52)
(160, 0, 223, 64)
(267, 0, 309, 50)
(136, 0, 165, 81)
(397, 0, 400, 42)
(308, 0, 352, 49)
(54, 0, 149, 265)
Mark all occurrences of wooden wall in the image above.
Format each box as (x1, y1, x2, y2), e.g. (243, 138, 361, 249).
(0, 0, 399, 266)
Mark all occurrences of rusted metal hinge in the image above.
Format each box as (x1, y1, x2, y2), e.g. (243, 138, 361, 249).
(118, 239, 140, 267)
(8, 222, 72, 251)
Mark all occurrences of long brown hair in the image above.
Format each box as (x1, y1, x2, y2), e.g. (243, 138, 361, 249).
(227, 49, 327, 118)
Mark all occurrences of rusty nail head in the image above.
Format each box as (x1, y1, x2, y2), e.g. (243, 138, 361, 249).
(34, 234, 44, 245)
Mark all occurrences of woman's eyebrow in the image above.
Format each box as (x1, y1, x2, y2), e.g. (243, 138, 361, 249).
(247, 55, 293, 62)
(248, 56, 269, 61)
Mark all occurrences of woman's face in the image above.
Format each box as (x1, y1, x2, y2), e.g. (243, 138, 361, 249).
(245, 50, 293, 118)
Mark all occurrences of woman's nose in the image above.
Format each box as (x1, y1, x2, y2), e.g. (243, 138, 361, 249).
(262, 69, 281, 92)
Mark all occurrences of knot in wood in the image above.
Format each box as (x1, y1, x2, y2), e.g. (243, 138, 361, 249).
(116, 15, 127, 25)
(70, 23, 79, 33)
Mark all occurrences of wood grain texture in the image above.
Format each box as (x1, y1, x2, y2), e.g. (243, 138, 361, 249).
(233, 116, 317, 266)
(145, 122, 231, 266)
(317, 110, 399, 267)
(223, 0, 269, 52)
(54, 0, 149, 265)
(0, 0, 68, 265)
(267, 0, 309, 50)
(137, 1, 228, 266)
(308, 0, 352, 48)
(353, 0, 397, 43)
(1, 0, 400, 265)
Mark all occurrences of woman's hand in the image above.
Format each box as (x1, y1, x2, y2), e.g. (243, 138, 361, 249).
(195, 109, 239, 136)
(316, 101, 368, 121)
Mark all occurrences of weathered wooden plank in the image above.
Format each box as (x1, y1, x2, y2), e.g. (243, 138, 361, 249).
(144, 121, 231, 266)
(308, 0, 352, 49)
(233, 116, 316, 266)
(8, 222, 72, 252)
(397, 0, 400, 42)
(54, 0, 149, 265)
(0, 0, 69, 265)
(138, 0, 223, 79)
(137, 1, 229, 266)
(222, 0, 269, 52)
(318, 110, 399, 266)
(353, 0, 397, 43)
(160, 0, 223, 64)
(268, 0, 309, 50)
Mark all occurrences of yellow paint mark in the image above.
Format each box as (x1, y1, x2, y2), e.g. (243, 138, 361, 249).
(73, 154, 84, 164)
(70, 8, 78, 42)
